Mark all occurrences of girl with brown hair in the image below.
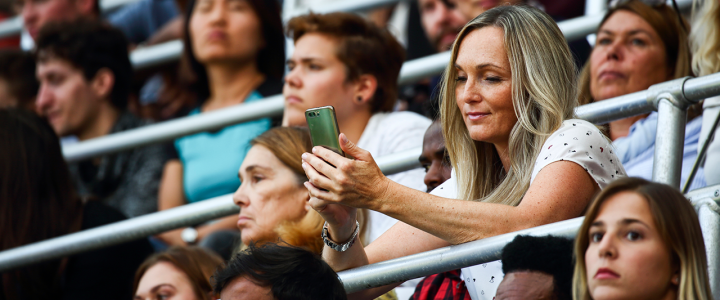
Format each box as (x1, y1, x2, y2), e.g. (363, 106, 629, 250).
(134, 246, 225, 300)
(572, 177, 712, 300)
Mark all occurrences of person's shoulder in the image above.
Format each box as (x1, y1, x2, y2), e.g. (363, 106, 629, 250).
(376, 111, 431, 131)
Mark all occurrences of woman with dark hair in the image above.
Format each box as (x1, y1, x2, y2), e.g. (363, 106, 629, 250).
(157, 0, 285, 247)
(134, 246, 225, 300)
(0, 109, 153, 300)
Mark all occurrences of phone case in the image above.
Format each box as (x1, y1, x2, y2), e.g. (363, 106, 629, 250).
(305, 106, 345, 157)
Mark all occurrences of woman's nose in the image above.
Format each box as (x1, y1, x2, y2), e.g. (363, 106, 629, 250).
(597, 235, 617, 259)
(232, 184, 249, 207)
(604, 40, 623, 61)
(284, 68, 302, 89)
(459, 80, 481, 104)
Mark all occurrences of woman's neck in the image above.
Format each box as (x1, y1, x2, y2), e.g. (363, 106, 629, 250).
(203, 61, 265, 112)
(608, 114, 649, 141)
(493, 142, 511, 173)
(338, 109, 373, 145)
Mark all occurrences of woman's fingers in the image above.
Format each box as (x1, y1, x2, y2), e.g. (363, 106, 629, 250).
(302, 152, 340, 181)
(304, 180, 338, 202)
(311, 145, 352, 169)
(302, 161, 336, 191)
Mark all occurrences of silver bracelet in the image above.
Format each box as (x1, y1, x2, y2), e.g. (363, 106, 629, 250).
(322, 221, 360, 252)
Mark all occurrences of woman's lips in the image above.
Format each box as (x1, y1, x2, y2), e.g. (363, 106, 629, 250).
(206, 30, 228, 42)
(598, 71, 626, 81)
(286, 96, 303, 104)
(237, 216, 251, 227)
(467, 112, 490, 121)
(595, 268, 620, 279)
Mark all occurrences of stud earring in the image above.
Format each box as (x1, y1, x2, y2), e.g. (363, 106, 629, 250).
(356, 96, 363, 103)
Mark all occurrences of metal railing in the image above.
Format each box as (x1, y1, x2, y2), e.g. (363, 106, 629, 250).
(338, 189, 720, 295)
(0, 147, 422, 273)
(9, 71, 715, 268)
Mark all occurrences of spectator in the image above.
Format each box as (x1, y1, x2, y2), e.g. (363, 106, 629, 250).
(284, 12, 431, 244)
(134, 246, 225, 300)
(446, 0, 523, 20)
(495, 235, 573, 300)
(572, 177, 713, 300)
(302, 6, 625, 300)
(419, 120, 452, 192)
(157, 0, 285, 247)
(691, 0, 720, 186)
(235, 127, 368, 254)
(400, 0, 468, 117)
(576, 1, 702, 189)
(34, 19, 171, 218)
(411, 119, 467, 300)
(107, 0, 181, 46)
(213, 243, 347, 300)
(418, 0, 468, 53)
(0, 109, 153, 300)
(17, 0, 98, 43)
(0, 49, 38, 110)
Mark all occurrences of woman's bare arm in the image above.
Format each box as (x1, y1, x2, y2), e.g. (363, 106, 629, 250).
(304, 136, 598, 245)
(157, 160, 187, 245)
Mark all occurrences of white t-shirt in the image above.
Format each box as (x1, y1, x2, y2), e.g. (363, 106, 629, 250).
(358, 111, 431, 243)
(429, 119, 627, 300)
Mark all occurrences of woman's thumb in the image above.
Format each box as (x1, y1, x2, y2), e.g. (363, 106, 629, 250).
(339, 133, 366, 160)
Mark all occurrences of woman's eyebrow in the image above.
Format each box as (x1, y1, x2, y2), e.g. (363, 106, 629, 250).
(150, 284, 175, 293)
(619, 218, 650, 228)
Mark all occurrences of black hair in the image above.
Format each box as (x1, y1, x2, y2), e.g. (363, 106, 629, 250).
(182, 0, 285, 101)
(501, 235, 574, 300)
(34, 18, 132, 110)
(213, 243, 347, 300)
(0, 49, 39, 109)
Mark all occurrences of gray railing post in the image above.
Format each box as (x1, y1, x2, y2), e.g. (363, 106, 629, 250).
(693, 197, 720, 299)
(647, 77, 693, 187)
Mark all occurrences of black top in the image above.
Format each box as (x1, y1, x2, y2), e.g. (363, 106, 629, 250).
(68, 111, 171, 218)
(60, 201, 153, 300)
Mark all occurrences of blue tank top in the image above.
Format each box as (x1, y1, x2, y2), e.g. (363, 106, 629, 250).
(174, 91, 271, 203)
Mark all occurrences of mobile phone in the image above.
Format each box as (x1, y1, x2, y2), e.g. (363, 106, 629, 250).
(305, 106, 345, 157)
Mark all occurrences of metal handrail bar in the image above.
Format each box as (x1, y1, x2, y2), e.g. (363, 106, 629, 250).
(0, 0, 402, 40)
(63, 71, 720, 163)
(129, 10, 609, 71)
(338, 187, 720, 294)
(0, 148, 422, 273)
(339, 217, 584, 293)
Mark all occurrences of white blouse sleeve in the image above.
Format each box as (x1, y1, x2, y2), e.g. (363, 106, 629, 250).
(531, 120, 627, 189)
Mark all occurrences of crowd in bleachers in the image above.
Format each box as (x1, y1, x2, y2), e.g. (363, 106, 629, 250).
(0, 0, 719, 299)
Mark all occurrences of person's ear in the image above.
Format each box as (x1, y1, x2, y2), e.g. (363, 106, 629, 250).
(671, 271, 680, 285)
(90, 68, 115, 101)
(352, 74, 377, 106)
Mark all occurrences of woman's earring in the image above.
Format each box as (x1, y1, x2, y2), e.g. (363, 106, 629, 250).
(356, 96, 363, 103)
(672, 274, 679, 285)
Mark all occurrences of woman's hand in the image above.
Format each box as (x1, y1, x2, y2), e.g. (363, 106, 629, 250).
(301, 133, 391, 211)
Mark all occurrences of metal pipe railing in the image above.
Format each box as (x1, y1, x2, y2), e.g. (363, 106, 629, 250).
(0, 148, 422, 273)
(341, 217, 583, 293)
(338, 191, 720, 295)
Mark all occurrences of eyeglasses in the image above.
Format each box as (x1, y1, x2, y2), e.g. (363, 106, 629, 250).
(608, 0, 688, 33)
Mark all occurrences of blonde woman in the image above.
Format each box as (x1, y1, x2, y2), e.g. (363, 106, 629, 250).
(301, 5, 626, 299)
(572, 177, 712, 300)
(691, 0, 720, 185)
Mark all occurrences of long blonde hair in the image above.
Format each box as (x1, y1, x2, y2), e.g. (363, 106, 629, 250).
(572, 177, 712, 300)
(440, 5, 577, 203)
(691, 0, 720, 76)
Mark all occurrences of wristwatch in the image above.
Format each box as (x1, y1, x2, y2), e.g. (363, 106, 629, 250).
(322, 221, 360, 252)
(181, 227, 199, 245)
